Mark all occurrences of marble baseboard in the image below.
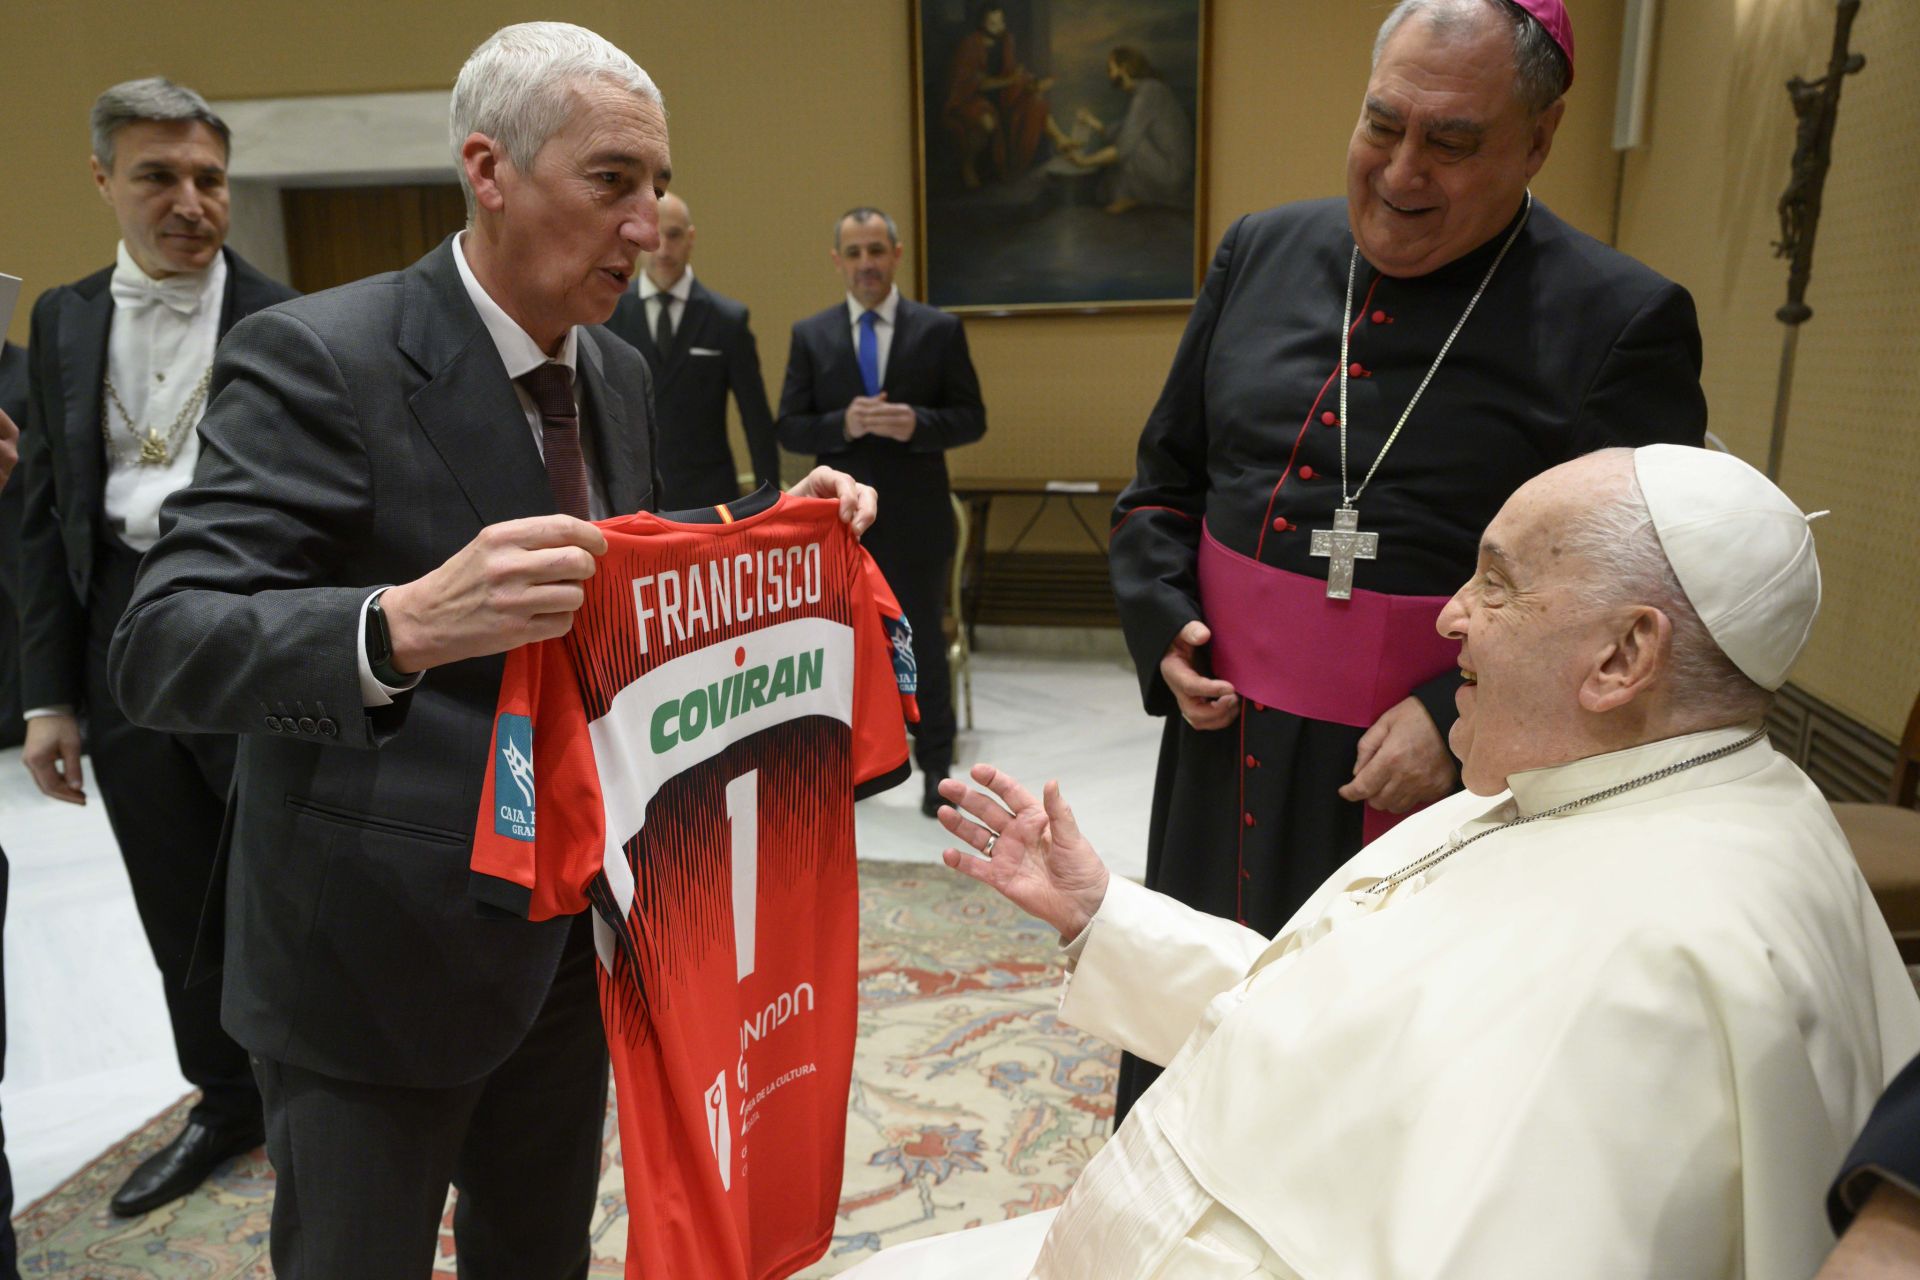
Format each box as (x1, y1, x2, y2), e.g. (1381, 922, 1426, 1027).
(971, 624, 1133, 662)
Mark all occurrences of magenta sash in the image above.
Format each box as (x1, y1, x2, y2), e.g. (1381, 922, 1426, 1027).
(1197, 521, 1460, 842)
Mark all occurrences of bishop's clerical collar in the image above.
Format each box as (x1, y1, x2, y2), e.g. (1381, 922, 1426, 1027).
(1373, 195, 1535, 286)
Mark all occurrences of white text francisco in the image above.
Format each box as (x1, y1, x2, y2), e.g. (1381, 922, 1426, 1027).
(631, 542, 825, 654)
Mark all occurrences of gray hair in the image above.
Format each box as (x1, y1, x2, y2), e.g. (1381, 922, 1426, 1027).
(834, 207, 899, 250)
(1373, 0, 1570, 116)
(90, 78, 231, 171)
(450, 22, 663, 219)
(1557, 450, 1773, 726)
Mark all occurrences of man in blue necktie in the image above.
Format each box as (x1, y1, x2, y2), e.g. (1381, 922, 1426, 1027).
(778, 207, 987, 816)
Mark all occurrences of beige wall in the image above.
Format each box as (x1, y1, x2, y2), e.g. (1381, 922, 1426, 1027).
(1615, 0, 1920, 742)
(12, 3, 1909, 736)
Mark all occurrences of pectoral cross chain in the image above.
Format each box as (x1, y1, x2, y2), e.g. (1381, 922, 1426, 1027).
(1309, 507, 1377, 600)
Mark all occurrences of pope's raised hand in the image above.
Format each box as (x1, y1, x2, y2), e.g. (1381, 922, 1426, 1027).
(936, 764, 1111, 940)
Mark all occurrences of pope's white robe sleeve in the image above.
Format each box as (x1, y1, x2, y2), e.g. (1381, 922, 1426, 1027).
(1058, 876, 1269, 1067)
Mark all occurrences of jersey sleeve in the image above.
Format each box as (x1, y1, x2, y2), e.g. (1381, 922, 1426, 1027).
(469, 635, 609, 921)
(850, 543, 916, 798)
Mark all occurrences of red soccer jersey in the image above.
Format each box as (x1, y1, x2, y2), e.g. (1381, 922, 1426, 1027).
(470, 492, 916, 1279)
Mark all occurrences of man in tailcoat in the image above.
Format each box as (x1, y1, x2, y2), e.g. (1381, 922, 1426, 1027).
(109, 25, 873, 1277)
(777, 207, 985, 816)
(1106, 0, 1708, 1119)
(16, 78, 295, 1213)
(606, 192, 779, 508)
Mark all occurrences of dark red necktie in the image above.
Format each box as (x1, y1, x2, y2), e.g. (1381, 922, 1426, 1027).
(516, 362, 590, 519)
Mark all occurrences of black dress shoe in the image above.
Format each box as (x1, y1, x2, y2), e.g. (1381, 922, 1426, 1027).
(110, 1119, 265, 1217)
(921, 787, 946, 818)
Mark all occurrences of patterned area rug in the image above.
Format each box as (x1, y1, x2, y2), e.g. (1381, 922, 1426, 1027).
(15, 861, 1115, 1277)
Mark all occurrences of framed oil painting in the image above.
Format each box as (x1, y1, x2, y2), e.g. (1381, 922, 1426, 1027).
(911, 0, 1208, 313)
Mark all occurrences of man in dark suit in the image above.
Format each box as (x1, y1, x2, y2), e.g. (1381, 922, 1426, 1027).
(1822, 1051, 1920, 1277)
(0, 343, 25, 750)
(777, 207, 985, 816)
(16, 78, 295, 1216)
(0, 399, 20, 1280)
(110, 24, 873, 1278)
(605, 192, 778, 508)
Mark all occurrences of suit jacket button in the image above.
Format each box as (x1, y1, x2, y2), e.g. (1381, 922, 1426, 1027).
(280, 716, 300, 732)
(317, 718, 338, 737)
(298, 717, 317, 734)
(266, 716, 283, 732)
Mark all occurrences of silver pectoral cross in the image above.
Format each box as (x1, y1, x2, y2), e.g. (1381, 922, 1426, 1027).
(1309, 507, 1378, 600)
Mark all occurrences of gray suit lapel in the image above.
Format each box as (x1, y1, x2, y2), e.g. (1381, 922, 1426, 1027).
(399, 240, 554, 527)
(59, 285, 113, 515)
(578, 328, 649, 515)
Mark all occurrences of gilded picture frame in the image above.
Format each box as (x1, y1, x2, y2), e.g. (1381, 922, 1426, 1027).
(910, 0, 1209, 315)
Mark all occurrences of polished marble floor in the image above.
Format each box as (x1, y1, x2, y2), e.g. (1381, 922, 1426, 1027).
(0, 648, 1160, 1211)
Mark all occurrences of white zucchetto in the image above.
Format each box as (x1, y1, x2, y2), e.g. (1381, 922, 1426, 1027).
(1634, 444, 1823, 691)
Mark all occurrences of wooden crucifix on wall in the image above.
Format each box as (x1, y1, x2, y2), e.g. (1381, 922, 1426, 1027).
(1766, 0, 1866, 481)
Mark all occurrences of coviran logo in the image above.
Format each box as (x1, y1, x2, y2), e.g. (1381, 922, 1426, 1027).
(649, 647, 826, 752)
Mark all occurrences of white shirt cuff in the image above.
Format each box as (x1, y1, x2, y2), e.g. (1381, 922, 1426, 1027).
(23, 705, 75, 720)
(358, 589, 423, 707)
(1061, 917, 1096, 970)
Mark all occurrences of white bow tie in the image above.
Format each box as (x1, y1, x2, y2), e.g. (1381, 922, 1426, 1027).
(110, 268, 205, 317)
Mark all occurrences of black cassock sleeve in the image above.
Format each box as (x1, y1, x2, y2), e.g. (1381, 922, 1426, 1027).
(1108, 216, 1245, 717)
(1570, 280, 1708, 453)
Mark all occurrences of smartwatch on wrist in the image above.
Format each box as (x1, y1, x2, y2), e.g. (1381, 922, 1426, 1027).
(364, 588, 411, 687)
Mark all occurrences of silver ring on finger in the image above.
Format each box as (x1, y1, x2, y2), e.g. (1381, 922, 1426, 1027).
(981, 832, 998, 855)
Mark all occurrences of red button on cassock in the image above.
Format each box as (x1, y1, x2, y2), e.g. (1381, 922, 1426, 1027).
(1245, 754, 1258, 768)
(1372, 310, 1389, 324)
(1243, 812, 1256, 828)
(1250, 701, 1265, 713)
(1320, 410, 1337, 426)
(1272, 517, 1286, 532)
(1349, 362, 1367, 377)
(1299, 465, 1315, 480)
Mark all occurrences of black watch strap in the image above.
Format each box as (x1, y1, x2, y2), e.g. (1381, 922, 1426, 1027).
(365, 588, 410, 688)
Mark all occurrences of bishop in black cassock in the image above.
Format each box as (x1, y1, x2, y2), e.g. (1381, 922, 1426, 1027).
(1108, 193, 1707, 1116)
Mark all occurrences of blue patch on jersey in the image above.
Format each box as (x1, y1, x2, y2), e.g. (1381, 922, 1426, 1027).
(494, 713, 536, 842)
(884, 613, 917, 695)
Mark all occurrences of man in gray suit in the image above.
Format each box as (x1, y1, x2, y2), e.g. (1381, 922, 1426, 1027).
(111, 23, 873, 1277)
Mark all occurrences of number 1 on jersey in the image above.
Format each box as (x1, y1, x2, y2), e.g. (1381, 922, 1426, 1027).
(726, 769, 759, 983)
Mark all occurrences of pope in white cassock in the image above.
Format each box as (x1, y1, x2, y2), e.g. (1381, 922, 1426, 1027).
(846, 445, 1920, 1280)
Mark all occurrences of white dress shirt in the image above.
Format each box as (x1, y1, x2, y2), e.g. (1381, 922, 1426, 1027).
(356, 233, 609, 707)
(103, 241, 226, 552)
(638, 266, 693, 339)
(844, 285, 900, 386)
